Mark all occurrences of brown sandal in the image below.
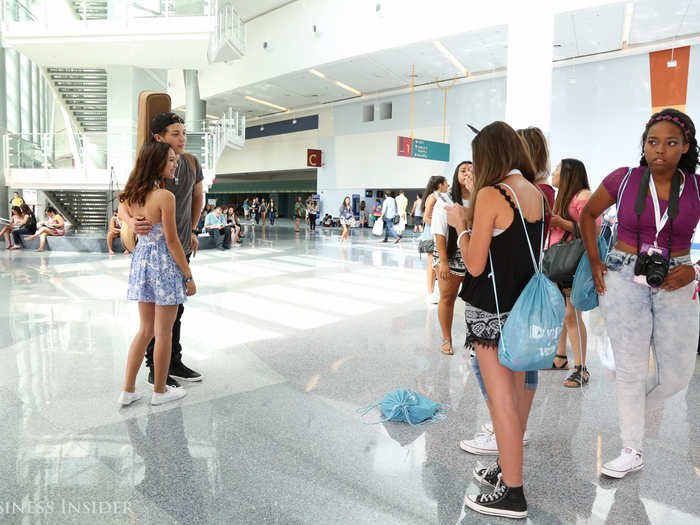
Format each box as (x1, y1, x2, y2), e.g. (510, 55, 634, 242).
(441, 340, 454, 356)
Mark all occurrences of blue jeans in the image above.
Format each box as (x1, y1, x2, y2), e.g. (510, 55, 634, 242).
(471, 355, 538, 401)
(384, 218, 399, 240)
(600, 249, 698, 450)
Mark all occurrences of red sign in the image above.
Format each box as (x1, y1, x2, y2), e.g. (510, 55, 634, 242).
(307, 149, 322, 167)
(397, 136, 412, 157)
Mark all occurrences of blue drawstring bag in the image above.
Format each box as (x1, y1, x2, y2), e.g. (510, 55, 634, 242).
(571, 168, 634, 311)
(357, 389, 448, 426)
(571, 235, 609, 311)
(490, 184, 566, 371)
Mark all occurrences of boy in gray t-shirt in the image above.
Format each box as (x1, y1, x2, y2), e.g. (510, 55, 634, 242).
(125, 112, 204, 385)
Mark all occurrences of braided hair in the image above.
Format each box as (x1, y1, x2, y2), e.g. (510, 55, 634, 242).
(640, 108, 698, 174)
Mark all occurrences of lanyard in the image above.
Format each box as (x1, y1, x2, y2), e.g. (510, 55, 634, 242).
(648, 172, 684, 247)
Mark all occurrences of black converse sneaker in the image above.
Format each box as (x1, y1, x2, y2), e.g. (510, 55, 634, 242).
(464, 477, 528, 519)
(169, 362, 202, 382)
(147, 368, 181, 388)
(473, 461, 501, 488)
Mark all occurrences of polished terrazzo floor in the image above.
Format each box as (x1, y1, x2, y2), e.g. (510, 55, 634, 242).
(0, 221, 698, 524)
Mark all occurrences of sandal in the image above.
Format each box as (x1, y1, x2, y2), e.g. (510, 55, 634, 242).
(564, 365, 590, 388)
(547, 353, 569, 370)
(441, 340, 454, 356)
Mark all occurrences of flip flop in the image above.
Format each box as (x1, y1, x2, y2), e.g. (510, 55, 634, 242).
(441, 340, 454, 356)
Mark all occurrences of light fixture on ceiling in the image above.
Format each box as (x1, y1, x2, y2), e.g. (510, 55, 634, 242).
(621, 2, 634, 49)
(244, 95, 289, 112)
(335, 80, 362, 96)
(309, 68, 326, 79)
(432, 40, 468, 77)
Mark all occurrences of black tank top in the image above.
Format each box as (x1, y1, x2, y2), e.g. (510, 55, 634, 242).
(459, 185, 543, 314)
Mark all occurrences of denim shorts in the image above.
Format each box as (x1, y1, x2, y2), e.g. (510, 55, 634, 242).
(471, 355, 538, 401)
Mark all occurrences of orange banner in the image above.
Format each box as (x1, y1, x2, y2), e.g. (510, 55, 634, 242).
(649, 47, 690, 113)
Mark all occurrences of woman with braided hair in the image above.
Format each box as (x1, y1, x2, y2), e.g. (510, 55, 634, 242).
(580, 108, 700, 479)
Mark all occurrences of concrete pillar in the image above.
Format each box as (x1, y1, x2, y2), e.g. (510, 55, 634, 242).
(505, 2, 554, 133)
(32, 64, 40, 141)
(0, 45, 8, 215)
(12, 50, 21, 133)
(184, 69, 206, 133)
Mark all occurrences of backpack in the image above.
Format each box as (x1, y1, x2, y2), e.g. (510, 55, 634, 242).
(357, 389, 448, 426)
(489, 183, 566, 371)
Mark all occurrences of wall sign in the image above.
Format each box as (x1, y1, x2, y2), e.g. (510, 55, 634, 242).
(307, 149, 322, 167)
(397, 136, 450, 162)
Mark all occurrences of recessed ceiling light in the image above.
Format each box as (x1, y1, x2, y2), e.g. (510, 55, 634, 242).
(621, 2, 634, 49)
(335, 80, 362, 96)
(432, 40, 468, 77)
(309, 68, 326, 79)
(244, 95, 289, 112)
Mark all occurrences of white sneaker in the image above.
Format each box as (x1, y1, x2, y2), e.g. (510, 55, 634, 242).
(459, 430, 499, 455)
(151, 385, 187, 406)
(117, 391, 143, 407)
(481, 423, 529, 446)
(427, 290, 440, 304)
(601, 447, 644, 478)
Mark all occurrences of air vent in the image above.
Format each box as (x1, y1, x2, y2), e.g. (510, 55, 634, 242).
(362, 104, 375, 122)
(379, 102, 392, 120)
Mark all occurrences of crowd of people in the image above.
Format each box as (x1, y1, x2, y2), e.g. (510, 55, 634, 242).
(415, 108, 699, 520)
(1, 199, 64, 252)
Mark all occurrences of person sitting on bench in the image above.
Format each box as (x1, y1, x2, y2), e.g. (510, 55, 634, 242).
(204, 206, 231, 250)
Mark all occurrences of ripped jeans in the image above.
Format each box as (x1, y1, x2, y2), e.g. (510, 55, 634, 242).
(600, 249, 698, 451)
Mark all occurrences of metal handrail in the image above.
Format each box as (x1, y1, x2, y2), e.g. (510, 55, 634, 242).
(4, 0, 38, 21)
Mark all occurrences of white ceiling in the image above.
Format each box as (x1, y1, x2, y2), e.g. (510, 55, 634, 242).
(207, 0, 699, 119)
(232, 0, 296, 22)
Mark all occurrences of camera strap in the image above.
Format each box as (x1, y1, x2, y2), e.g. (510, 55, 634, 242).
(634, 167, 682, 258)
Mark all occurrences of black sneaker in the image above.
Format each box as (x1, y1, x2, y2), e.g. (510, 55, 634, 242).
(473, 461, 501, 488)
(147, 368, 180, 388)
(169, 362, 202, 382)
(464, 478, 527, 519)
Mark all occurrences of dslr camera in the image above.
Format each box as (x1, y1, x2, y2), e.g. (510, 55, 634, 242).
(634, 250, 669, 287)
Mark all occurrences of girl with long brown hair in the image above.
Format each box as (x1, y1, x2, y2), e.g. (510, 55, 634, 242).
(422, 175, 449, 303)
(549, 158, 596, 386)
(432, 162, 472, 354)
(446, 121, 542, 519)
(117, 142, 197, 408)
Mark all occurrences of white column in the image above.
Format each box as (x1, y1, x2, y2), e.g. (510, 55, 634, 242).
(505, 1, 554, 133)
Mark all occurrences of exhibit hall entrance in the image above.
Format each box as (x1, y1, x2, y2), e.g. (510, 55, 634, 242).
(206, 169, 317, 218)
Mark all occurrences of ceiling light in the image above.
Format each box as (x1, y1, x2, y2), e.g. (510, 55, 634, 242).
(309, 68, 326, 79)
(244, 95, 289, 112)
(621, 2, 634, 49)
(432, 40, 468, 77)
(335, 80, 362, 96)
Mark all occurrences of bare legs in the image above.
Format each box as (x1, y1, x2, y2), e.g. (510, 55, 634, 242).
(476, 344, 526, 486)
(563, 295, 587, 367)
(0, 226, 11, 247)
(341, 224, 349, 242)
(437, 272, 462, 352)
(426, 253, 436, 294)
(123, 303, 178, 394)
(107, 229, 120, 255)
(25, 226, 54, 251)
(295, 217, 301, 232)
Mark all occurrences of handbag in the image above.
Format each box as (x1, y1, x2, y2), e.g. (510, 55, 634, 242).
(541, 222, 585, 283)
(418, 223, 434, 253)
(571, 234, 610, 311)
(371, 217, 384, 236)
(357, 389, 448, 426)
(489, 183, 566, 371)
(392, 215, 400, 225)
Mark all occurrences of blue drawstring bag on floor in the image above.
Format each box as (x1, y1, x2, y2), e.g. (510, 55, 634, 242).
(490, 184, 566, 371)
(357, 389, 448, 426)
(571, 235, 609, 311)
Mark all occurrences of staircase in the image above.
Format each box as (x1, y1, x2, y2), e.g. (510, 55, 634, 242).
(69, 0, 108, 20)
(44, 190, 111, 232)
(47, 68, 108, 133)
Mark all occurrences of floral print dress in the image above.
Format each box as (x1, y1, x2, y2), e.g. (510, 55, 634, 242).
(127, 223, 186, 306)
